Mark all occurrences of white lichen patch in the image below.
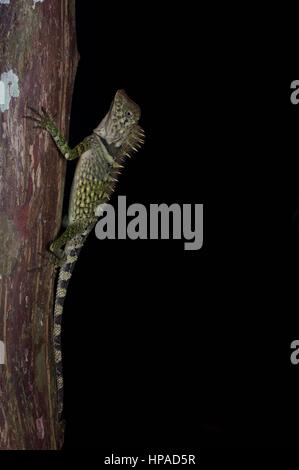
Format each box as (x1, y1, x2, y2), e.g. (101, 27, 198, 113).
(0, 81, 4, 105)
(32, 0, 44, 8)
(0, 0, 10, 5)
(0, 70, 20, 113)
(0, 341, 5, 365)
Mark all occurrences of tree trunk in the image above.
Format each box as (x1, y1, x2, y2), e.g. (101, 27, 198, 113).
(0, 0, 78, 449)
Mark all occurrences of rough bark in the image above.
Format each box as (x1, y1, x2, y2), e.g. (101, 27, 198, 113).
(0, 0, 78, 449)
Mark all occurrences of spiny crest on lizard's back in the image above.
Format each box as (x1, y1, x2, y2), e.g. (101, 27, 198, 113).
(94, 89, 145, 155)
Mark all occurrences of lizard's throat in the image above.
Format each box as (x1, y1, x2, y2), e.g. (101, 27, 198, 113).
(93, 113, 125, 147)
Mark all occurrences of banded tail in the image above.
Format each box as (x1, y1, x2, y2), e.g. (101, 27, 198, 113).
(53, 241, 81, 418)
(53, 224, 94, 419)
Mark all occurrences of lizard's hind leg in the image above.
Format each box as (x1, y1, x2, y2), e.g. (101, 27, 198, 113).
(49, 220, 90, 259)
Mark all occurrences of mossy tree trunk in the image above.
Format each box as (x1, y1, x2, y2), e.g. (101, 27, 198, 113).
(0, 0, 78, 449)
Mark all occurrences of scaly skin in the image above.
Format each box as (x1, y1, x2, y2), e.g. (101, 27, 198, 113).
(26, 90, 144, 418)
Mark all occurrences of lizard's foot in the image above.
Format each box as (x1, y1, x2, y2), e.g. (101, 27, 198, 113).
(48, 244, 67, 267)
(23, 106, 55, 131)
(27, 251, 61, 273)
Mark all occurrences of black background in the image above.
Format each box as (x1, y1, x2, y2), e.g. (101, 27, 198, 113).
(63, 0, 210, 452)
(58, 2, 299, 453)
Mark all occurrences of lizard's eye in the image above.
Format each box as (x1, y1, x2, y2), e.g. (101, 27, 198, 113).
(126, 110, 133, 118)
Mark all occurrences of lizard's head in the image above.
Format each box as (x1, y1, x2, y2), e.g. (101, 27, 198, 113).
(95, 89, 143, 150)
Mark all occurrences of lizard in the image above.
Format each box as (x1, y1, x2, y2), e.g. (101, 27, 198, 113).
(26, 90, 144, 419)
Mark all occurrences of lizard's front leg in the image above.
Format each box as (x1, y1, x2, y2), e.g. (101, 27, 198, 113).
(24, 106, 85, 160)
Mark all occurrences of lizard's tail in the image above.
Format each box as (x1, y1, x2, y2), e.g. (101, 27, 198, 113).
(53, 242, 81, 419)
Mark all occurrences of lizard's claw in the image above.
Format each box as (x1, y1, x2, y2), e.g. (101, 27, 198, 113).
(23, 106, 53, 130)
(32, 251, 64, 270)
(27, 251, 60, 274)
